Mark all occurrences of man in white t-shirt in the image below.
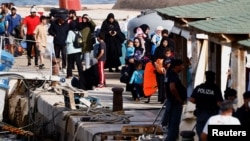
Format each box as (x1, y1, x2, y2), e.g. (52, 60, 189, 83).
(200, 100, 240, 141)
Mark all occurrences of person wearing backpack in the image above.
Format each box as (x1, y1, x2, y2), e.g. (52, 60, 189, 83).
(65, 22, 83, 84)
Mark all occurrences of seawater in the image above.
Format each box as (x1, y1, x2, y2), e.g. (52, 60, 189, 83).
(3, 0, 117, 6)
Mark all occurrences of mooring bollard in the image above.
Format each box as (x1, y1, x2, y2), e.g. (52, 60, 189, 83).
(180, 130, 195, 141)
(112, 87, 124, 112)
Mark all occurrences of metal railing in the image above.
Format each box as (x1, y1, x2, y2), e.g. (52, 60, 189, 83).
(0, 35, 65, 82)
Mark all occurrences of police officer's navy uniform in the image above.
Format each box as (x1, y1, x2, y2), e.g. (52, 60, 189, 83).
(190, 71, 223, 141)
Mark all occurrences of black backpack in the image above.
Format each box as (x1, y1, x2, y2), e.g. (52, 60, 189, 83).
(73, 31, 83, 48)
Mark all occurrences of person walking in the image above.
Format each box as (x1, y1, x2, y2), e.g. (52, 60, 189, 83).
(65, 22, 83, 77)
(189, 71, 224, 141)
(164, 59, 187, 141)
(33, 16, 48, 69)
(5, 6, 22, 55)
(100, 13, 125, 72)
(48, 14, 69, 73)
(129, 61, 144, 101)
(20, 6, 40, 66)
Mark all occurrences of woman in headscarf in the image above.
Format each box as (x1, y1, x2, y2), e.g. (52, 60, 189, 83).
(100, 13, 125, 72)
(139, 24, 152, 60)
(78, 14, 96, 69)
(153, 36, 171, 103)
(125, 37, 143, 98)
(133, 37, 144, 63)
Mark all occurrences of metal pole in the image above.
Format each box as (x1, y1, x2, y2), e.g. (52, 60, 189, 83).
(152, 98, 167, 124)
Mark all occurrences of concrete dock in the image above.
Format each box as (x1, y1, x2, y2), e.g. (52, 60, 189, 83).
(3, 50, 197, 141)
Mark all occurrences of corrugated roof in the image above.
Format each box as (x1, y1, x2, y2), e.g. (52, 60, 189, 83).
(189, 14, 250, 34)
(238, 39, 250, 47)
(155, 0, 250, 34)
(156, 0, 250, 19)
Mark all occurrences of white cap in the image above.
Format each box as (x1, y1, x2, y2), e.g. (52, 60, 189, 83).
(11, 6, 17, 10)
(156, 26, 163, 30)
(30, 7, 37, 13)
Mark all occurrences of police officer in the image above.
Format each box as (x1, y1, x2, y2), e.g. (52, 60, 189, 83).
(189, 71, 224, 141)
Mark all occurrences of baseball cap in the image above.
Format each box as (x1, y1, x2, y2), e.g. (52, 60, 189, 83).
(30, 7, 37, 13)
(11, 6, 17, 10)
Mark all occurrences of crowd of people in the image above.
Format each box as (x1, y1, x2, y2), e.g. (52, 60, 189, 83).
(0, 3, 115, 89)
(122, 23, 177, 102)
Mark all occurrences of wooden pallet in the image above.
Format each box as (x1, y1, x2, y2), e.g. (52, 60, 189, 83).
(98, 125, 163, 141)
(99, 131, 138, 141)
(101, 134, 138, 141)
(62, 88, 85, 109)
(121, 125, 163, 135)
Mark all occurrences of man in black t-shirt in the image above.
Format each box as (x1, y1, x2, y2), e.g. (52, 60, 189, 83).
(189, 71, 223, 141)
(163, 59, 187, 141)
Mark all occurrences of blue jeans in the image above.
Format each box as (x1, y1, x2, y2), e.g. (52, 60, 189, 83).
(165, 100, 183, 141)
